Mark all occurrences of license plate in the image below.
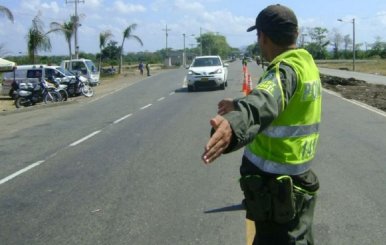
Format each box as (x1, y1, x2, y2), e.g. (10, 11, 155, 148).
(201, 77, 208, 81)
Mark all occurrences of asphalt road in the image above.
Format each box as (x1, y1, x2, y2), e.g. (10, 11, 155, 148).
(0, 61, 385, 245)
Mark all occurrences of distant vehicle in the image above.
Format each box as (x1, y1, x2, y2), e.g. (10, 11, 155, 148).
(101, 67, 116, 75)
(1, 64, 75, 98)
(186, 55, 228, 91)
(60, 59, 100, 86)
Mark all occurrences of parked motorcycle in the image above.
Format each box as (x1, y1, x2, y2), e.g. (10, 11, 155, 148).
(14, 79, 62, 108)
(50, 77, 68, 101)
(62, 73, 94, 97)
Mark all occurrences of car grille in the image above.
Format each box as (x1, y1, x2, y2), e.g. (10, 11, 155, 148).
(195, 80, 218, 87)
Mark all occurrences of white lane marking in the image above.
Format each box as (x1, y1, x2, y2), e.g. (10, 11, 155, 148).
(69, 130, 102, 147)
(323, 89, 386, 118)
(140, 104, 152, 110)
(0, 160, 45, 185)
(0, 91, 175, 186)
(113, 113, 133, 124)
(182, 76, 188, 88)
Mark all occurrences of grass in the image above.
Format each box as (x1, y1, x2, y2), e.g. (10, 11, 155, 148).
(316, 59, 386, 76)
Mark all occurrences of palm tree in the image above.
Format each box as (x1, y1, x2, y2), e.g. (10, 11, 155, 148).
(48, 19, 75, 59)
(119, 24, 143, 74)
(26, 13, 51, 64)
(99, 30, 113, 70)
(0, 5, 14, 22)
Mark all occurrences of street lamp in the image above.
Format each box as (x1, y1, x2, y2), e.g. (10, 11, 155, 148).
(183, 33, 195, 67)
(338, 18, 355, 71)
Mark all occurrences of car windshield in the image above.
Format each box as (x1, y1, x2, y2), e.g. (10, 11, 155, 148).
(56, 67, 74, 76)
(192, 58, 221, 67)
(85, 60, 98, 73)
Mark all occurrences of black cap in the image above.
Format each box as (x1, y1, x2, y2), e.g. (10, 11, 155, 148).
(247, 4, 298, 36)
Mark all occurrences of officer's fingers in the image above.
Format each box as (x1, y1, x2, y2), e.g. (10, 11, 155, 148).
(209, 115, 224, 129)
(203, 128, 231, 164)
(202, 140, 228, 164)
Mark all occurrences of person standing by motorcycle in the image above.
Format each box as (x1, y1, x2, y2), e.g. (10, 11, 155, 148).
(202, 4, 321, 244)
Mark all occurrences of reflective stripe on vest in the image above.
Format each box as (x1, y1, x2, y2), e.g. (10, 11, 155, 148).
(262, 123, 320, 138)
(244, 148, 311, 175)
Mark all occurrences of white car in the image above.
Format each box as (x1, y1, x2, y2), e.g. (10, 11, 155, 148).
(186, 55, 228, 91)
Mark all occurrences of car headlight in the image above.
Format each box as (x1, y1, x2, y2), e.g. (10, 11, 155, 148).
(210, 68, 223, 74)
(188, 70, 200, 75)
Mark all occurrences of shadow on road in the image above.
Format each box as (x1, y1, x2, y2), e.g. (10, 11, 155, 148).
(204, 203, 244, 214)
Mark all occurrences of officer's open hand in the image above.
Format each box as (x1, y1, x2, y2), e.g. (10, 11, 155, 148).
(202, 115, 233, 164)
(217, 98, 235, 115)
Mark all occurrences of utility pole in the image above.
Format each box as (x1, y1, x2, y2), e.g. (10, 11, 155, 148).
(162, 24, 171, 57)
(338, 18, 356, 71)
(66, 0, 84, 59)
(183, 33, 186, 67)
(200, 27, 202, 56)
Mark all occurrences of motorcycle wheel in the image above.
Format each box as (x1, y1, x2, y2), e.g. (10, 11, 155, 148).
(81, 85, 94, 97)
(15, 97, 31, 108)
(44, 91, 62, 103)
(59, 89, 68, 101)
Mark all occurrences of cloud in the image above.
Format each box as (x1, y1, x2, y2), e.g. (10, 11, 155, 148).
(173, 0, 205, 13)
(86, 0, 103, 8)
(41, 1, 60, 14)
(112, 1, 146, 14)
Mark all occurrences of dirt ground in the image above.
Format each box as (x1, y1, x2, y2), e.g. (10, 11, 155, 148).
(321, 75, 386, 112)
(1, 69, 386, 113)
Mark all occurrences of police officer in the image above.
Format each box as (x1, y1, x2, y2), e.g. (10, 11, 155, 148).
(202, 4, 321, 245)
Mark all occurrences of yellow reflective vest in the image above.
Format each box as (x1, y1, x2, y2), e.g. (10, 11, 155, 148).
(245, 49, 322, 175)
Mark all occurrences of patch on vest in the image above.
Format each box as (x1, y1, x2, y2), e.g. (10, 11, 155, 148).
(256, 73, 277, 96)
(302, 80, 321, 101)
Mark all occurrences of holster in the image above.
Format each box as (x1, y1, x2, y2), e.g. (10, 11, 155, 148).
(239, 175, 271, 221)
(269, 176, 296, 223)
(240, 175, 296, 223)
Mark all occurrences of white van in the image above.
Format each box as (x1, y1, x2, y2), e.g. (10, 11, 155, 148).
(60, 59, 100, 86)
(1, 64, 75, 98)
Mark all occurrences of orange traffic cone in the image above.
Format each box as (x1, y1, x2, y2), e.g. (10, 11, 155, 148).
(241, 65, 247, 92)
(246, 74, 252, 95)
(242, 78, 247, 94)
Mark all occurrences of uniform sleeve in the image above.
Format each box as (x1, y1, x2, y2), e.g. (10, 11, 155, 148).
(222, 64, 297, 153)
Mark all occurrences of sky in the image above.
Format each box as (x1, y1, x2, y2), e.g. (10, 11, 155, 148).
(1, 0, 386, 57)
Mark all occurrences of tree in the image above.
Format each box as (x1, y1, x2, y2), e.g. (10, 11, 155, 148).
(101, 40, 120, 62)
(0, 5, 14, 22)
(99, 30, 113, 69)
(26, 13, 51, 64)
(119, 24, 143, 74)
(369, 36, 386, 58)
(48, 18, 75, 59)
(196, 33, 232, 58)
(305, 27, 330, 59)
(329, 28, 343, 59)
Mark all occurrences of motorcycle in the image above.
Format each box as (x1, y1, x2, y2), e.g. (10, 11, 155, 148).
(14, 79, 62, 108)
(50, 77, 69, 101)
(62, 73, 94, 97)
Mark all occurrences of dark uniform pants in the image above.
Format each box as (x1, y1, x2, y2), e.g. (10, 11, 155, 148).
(252, 193, 316, 245)
(240, 157, 319, 245)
